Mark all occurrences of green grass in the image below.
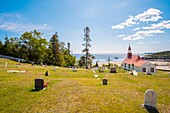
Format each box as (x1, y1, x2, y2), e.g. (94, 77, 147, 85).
(0, 58, 170, 112)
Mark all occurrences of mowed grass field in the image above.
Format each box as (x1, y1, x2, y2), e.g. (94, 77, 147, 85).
(0, 58, 170, 113)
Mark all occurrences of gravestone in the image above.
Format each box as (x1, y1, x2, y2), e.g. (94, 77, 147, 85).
(18, 59, 20, 65)
(143, 89, 157, 108)
(102, 79, 108, 85)
(72, 67, 77, 72)
(132, 70, 138, 76)
(32, 62, 34, 66)
(45, 63, 47, 67)
(35, 78, 44, 90)
(40, 62, 43, 66)
(98, 67, 104, 73)
(53, 67, 57, 71)
(45, 71, 50, 76)
(5, 62, 7, 68)
(94, 74, 98, 78)
(110, 67, 116, 73)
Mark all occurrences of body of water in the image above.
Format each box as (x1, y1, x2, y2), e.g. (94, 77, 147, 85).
(73, 53, 144, 64)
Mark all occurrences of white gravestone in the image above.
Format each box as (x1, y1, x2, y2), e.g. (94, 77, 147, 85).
(5, 62, 7, 68)
(53, 67, 57, 71)
(94, 74, 98, 78)
(143, 89, 157, 108)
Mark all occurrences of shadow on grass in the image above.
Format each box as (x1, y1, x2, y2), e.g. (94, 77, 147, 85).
(30, 89, 42, 92)
(145, 107, 159, 113)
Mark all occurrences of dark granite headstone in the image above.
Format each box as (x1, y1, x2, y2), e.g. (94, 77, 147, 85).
(45, 71, 50, 76)
(110, 67, 116, 73)
(103, 79, 108, 85)
(35, 78, 44, 90)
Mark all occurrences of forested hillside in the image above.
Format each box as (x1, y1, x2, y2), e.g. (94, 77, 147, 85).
(0, 30, 75, 66)
(147, 51, 170, 59)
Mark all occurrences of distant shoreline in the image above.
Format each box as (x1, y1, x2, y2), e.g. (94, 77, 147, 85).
(92, 61, 122, 67)
(92, 60, 170, 67)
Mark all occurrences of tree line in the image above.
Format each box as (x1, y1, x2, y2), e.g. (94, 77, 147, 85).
(0, 30, 76, 67)
(146, 51, 170, 59)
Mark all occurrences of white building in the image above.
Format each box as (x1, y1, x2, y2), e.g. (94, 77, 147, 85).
(122, 45, 156, 73)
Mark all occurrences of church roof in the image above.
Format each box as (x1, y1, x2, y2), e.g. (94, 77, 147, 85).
(134, 60, 146, 67)
(123, 55, 146, 67)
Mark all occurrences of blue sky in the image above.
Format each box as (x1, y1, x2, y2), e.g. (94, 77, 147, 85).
(0, 0, 170, 54)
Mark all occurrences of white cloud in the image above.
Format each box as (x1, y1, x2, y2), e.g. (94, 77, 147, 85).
(134, 29, 164, 36)
(0, 22, 49, 33)
(0, 13, 50, 33)
(112, 8, 162, 29)
(112, 8, 169, 41)
(122, 29, 164, 40)
(151, 41, 160, 44)
(123, 36, 145, 40)
(116, 34, 125, 38)
(112, 16, 136, 29)
(132, 27, 140, 31)
(134, 8, 162, 22)
(142, 20, 170, 30)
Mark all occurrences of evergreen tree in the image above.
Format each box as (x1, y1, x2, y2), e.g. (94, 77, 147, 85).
(79, 27, 95, 69)
(0, 41, 3, 54)
(2, 35, 13, 56)
(50, 32, 64, 66)
(63, 42, 76, 67)
(45, 43, 55, 65)
(67, 42, 71, 55)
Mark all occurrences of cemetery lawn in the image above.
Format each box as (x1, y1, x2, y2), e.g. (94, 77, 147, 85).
(0, 58, 170, 113)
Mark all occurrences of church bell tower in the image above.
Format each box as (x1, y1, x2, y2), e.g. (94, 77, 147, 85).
(127, 45, 132, 59)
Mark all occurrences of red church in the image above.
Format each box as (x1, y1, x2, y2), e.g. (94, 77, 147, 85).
(122, 45, 156, 73)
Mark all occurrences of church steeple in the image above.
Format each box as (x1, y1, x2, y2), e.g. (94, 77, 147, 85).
(127, 45, 132, 59)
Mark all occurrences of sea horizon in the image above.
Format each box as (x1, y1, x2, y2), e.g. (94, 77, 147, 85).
(73, 53, 145, 64)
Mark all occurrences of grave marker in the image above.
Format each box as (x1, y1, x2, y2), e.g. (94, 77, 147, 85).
(32, 62, 34, 66)
(45, 71, 50, 76)
(132, 70, 138, 76)
(110, 67, 116, 73)
(18, 59, 20, 65)
(98, 67, 104, 73)
(102, 79, 108, 85)
(53, 67, 57, 71)
(72, 67, 77, 72)
(94, 74, 98, 78)
(142, 89, 157, 108)
(35, 78, 44, 90)
(5, 62, 7, 68)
